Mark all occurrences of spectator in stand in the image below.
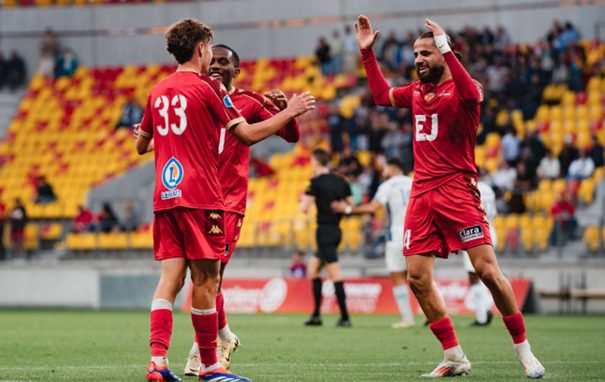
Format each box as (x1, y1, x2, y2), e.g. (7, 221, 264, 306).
(559, 134, 579, 178)
(289, 249, 307, 279)
(315, 36, 332, 76)
(9, 198, 27, 259)
(54, 48, 78, 78)
(97, 202, 120, 233)
(381, 120, 406, 161)
(589, 134, 604, 168)
(550, 189, 577, 246)
(485, 57, 509, 98)
(567, 149, 595, 181)
(328, 104, 345, 153)
(116, 96, 144, 129)
(490, 159, 517, 192)
(38, 28, 59, 78)
(5, 51, 26, 90)
(330, 30, 344, 74)
(342, 24, 358, 75)
(0, 51, 6, 90)
(72, 205, 94, 233)
(34, 175, 57, 204)
(121, 200, 139, 232)
(501, 126, 521, 166)
(537, 149, 561, 179)
(379, 30, 401, 71)
(521, 128, 546, 165)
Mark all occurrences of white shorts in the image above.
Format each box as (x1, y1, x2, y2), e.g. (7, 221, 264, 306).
(459, 226, 497, 273)
(385, 241, 406, 273)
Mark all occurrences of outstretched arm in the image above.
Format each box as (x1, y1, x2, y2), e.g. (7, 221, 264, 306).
(265, 89, 301, 143)
(356, 15, 392, 107)
(425, 18, 482, 104)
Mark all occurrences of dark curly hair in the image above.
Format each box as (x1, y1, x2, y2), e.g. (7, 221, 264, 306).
(165, 19, 213, 64)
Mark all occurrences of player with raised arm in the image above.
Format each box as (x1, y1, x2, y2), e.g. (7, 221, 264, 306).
(355, 15, 544, 378)
(136, 19, 314, 382)
(331, 157, 415, 329)
(182, 44, 301, 375)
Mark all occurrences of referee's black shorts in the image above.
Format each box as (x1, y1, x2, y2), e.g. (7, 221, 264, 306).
(315, 224, 342, 264)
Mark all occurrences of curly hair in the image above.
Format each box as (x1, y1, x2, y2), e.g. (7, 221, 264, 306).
(165, 19, 213, 64)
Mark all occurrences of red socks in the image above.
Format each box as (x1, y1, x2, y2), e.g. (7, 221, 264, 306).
(150, 299, 173, 357)
(429, 316, 459, 350)
(217, 291, 227, 330)
(191, 308, 219, 368)
(503, 312, 527, 344)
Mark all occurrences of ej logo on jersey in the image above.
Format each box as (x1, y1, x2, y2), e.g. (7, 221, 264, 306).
(457, 225, 484, 243)
(161, 157, 184, 200)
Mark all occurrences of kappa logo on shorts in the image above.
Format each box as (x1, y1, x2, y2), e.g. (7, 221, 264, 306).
(457, 225, 484, 243)
(208, 212, 221, 220)
(208, 225, 223, 235)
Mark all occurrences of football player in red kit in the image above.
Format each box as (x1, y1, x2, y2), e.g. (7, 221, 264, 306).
(356, 15, 544, 379)
(136, 19, 314, 382)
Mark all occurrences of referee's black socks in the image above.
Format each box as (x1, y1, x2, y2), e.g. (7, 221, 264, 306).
(334, 281, 349, 320)
(312, 277, 322, 317)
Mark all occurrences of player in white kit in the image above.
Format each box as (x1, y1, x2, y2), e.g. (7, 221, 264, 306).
(459, 180, 497, 326)
(332, 158, 415, 328)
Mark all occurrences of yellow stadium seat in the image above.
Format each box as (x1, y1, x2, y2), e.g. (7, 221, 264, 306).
(584, 226, 599, 253)
(66, 233, 96, 251)
(98, 232, 129, 250)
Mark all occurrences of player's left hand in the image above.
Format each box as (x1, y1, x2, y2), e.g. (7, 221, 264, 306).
(330, 200, 348, 213)
(264, 89, 288, 111)
(425, 18, 446, 37)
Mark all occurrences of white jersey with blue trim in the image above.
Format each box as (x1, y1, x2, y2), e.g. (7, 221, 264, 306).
(478, 180, 496, 226)
(373, 175, 413, 243)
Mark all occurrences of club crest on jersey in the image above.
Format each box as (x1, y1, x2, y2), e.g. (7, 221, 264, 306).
(223, 94, 235, 108)
(457, 225, 484, 243)
(424, 92, 436, 102)
(161, 157, 184, 200)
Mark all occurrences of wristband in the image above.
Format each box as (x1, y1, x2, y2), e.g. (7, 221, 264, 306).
(434, 34, 451, 54)
(344, 205, 352, 215)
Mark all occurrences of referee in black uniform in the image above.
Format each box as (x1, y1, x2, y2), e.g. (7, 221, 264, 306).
(300, 148, 353, 327)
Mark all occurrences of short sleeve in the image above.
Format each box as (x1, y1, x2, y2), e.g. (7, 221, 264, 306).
(373, 182, 388, 206)
(342, 178, 352, 198)
(304, 179, 315, 196)
(389, 83, 415, 109)
(204, 79, 246, 130)
(139, 94, 153, 138)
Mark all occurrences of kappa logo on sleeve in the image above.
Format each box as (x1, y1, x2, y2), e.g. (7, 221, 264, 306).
(457, 225, 484, 243)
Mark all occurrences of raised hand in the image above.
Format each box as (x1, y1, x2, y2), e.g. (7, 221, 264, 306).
(264, 89, 288, 111)
(286, 91, 316, 117)
(355, 15, 380, 50)
(425, 18, 446, 37)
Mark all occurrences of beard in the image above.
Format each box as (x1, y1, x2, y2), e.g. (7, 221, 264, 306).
(417, 64, 445, 84)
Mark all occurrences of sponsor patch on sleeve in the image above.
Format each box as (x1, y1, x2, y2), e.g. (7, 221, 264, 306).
(457, 225, 484, 243)
(223, 95, 235, 108)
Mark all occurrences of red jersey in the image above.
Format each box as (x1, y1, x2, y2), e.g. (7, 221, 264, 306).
(219, 88, 300, 215)
(390, 78, 481, 196)
(361, 49, 483, 197)
(140, 71, 245, 212)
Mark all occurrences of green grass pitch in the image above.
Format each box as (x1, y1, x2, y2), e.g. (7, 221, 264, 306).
(0, 310, 604, 381)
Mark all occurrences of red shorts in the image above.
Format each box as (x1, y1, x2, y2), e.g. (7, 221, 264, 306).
(403, 175, 492, 258)
(223, 212, 244, 263)
(153, 208, 225, 261)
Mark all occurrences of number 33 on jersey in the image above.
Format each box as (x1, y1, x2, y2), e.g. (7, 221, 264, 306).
(139, 71, 245, 212)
